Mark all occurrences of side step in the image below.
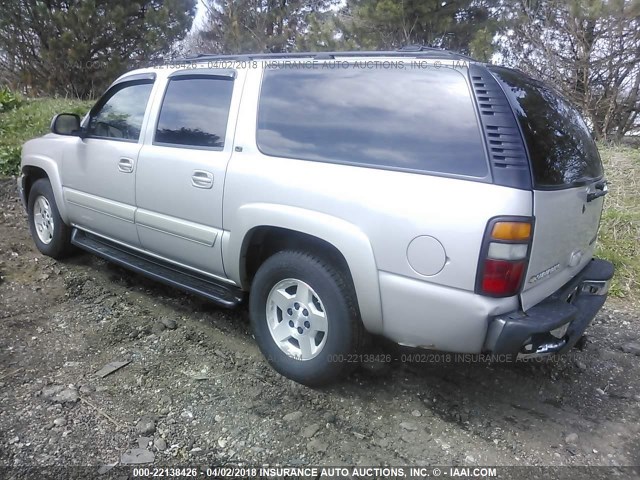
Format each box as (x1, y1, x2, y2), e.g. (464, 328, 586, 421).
(71, 229, 244, 308)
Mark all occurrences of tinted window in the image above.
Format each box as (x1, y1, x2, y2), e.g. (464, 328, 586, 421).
(88, 81, 153, 141)
(155, 77, 234, 148)
(489, 66, 603, 188)
(257, 66, 487, 177)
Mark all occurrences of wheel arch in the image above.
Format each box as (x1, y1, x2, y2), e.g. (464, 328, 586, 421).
(21, 155, 69, 223)
(241, 226, 352, 288)
(224, 204, 383, 334)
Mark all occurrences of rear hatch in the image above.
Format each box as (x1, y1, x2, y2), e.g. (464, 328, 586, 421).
(488, 67, 606, 311)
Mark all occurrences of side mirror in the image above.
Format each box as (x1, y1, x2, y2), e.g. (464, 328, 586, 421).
(51, 113, 82, 136)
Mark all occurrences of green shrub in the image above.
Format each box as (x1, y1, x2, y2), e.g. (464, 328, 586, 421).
(0, 145, 22, 175)
(0, 96, 93, 175)
(0, 86, 22, 112)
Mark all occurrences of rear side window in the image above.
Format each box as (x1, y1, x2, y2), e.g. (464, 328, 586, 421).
(489, 66, 603, 188)
(257, 66, 487, 177)
(155, 76, 234, 149)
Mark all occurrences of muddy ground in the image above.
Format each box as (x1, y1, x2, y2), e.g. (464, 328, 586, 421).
(1, 177, 639, 476)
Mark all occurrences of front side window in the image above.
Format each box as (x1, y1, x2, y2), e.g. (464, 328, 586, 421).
(155, 76, 234, 149)
(257, 65, 488, 177)
(88, 81, 153, 141)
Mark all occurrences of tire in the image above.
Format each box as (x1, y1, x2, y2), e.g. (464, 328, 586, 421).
(27, 178, 74, 259)
(249, 250, 364, 386)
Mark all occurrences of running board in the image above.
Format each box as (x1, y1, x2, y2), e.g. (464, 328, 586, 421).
(71, 229, 244, 308)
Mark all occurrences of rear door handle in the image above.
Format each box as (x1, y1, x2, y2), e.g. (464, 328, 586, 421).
(191, 170, 214, 189)
(118, 157, 134, 173)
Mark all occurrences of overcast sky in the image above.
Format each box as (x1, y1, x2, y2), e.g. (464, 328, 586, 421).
(193, 0, 207, 32)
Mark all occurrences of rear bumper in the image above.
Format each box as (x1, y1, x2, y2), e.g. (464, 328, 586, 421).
(484, 258, 614, 356)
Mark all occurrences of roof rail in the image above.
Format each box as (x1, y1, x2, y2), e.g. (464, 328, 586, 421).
(398, 44, 441, 52)
(175, 48, 475, 64)
(397, 44, 476, 60)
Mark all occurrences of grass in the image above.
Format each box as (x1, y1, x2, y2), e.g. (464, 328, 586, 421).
(0, 94, 638, 299)
(0, 96, 92, 175)
(595, 144, 640, 299)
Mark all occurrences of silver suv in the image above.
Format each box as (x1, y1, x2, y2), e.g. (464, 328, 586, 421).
(18, 50, 614, 385)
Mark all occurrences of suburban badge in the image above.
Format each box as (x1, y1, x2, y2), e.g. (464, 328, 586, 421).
(529, 263, 561, 283)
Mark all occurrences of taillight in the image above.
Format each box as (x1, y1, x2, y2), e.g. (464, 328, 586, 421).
(481, 259, 526, 296)
(476, 217, 533, 297)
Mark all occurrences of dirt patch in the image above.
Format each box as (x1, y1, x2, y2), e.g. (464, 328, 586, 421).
(1, 178, 639, 472)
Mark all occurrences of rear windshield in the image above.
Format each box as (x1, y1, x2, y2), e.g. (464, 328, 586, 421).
(257, 65, 488, 178)
(488, 66, 603, 188)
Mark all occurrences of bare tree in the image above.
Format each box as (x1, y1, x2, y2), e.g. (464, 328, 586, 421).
(501, 0, 640, 141)
(189, 0, 338, 55)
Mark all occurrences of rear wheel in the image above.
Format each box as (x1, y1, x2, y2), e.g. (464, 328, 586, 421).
(249, 250, 363, 386)
(27, 179, 74, 259)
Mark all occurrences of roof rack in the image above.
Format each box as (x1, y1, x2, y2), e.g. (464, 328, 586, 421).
(397, 44, 476, 60)
(176, 47, 475, 64)
(398, 44, 443, 52)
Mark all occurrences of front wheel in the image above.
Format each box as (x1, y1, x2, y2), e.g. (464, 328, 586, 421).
(249, 250, 363, 386)
(27, 178, 74, 259)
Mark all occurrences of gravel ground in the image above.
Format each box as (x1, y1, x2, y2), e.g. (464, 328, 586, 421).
(1, 177, 639, 476)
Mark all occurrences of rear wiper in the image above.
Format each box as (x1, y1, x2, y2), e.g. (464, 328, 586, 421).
(567, 175, 595, 186)
(587, 180, 608, 202)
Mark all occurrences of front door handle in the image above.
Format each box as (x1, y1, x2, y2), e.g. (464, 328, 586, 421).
(191, 170, 214, 189)
(118, 157, 134, 173)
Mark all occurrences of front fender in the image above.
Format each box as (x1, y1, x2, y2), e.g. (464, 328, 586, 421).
(223, 203, 384, 334)
(21, 140, 69, 223)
